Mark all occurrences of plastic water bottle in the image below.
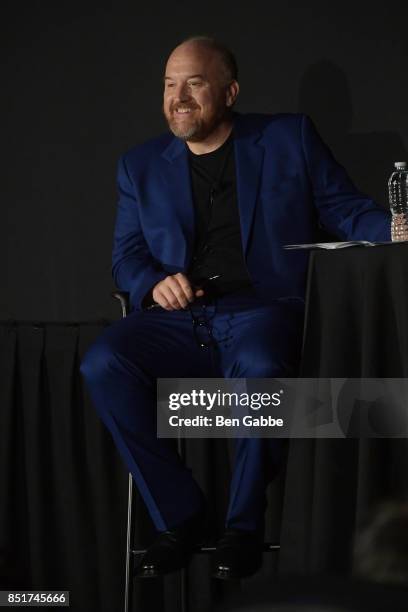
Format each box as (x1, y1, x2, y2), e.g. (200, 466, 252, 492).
(388, 161, 408, 241)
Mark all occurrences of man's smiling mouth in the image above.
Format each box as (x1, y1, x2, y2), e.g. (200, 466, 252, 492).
(173, 107, 196, 114)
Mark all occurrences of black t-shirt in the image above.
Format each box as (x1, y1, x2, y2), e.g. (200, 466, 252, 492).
(186, 131, 252, 296)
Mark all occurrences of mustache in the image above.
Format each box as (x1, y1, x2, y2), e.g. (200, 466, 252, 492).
(170, 104, 199, 112)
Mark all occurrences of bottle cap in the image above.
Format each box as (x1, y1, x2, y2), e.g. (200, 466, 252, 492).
(394, 161, 407, 169)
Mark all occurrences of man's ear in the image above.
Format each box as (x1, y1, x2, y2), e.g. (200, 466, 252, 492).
(226, 80, 239, 107)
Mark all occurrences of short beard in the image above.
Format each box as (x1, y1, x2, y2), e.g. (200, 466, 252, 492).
(167, 118, 202, 141)
(163, 104, 231, 142)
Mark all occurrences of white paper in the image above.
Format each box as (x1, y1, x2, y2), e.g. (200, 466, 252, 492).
(283, 241, 378, 250)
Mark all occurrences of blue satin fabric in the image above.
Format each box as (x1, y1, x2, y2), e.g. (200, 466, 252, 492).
(112, 112, 391, 311)
(83, 111, 391, 534)
(80, 290, 304, 532)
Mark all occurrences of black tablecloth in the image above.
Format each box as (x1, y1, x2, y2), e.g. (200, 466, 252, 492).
(279, 243, 408, 576)
(301, 242, 408, 376)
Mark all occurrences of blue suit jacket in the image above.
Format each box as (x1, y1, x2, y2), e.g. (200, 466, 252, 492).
(112, 112, 391, 310)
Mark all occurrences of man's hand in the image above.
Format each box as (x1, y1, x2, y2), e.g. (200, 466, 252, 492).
(152, 273, 204, 310)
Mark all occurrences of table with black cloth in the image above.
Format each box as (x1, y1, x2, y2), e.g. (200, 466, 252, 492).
(301, 242, 408, 378)
(2, 244, 408, 612)
(279, 242, 408, 577)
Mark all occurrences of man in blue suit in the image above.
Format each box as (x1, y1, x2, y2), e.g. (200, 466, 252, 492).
(80, 35, 391, 580)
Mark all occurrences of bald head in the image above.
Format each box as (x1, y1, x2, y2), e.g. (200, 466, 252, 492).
(166, 36, 238, 84)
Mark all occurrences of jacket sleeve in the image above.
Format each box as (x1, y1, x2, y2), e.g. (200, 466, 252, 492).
(300, 114, 391, 241)
(111, 155, 168, 310)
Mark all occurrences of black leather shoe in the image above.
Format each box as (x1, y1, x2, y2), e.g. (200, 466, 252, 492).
(134, 511, 207, 578)
(212, 529, 264, 580)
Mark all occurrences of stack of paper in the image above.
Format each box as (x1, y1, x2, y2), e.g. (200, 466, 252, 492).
(284, 241, 381, 250)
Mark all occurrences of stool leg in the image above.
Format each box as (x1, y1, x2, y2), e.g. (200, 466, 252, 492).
(177, 433, 189, 612)
(124, 473, 134, 612)
(112, 292, 135, 611)
(180, 567, 188, 612)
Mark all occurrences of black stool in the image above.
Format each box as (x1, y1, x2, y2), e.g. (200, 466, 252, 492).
(111, 290, 280, 612)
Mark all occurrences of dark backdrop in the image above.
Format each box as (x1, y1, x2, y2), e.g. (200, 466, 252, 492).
(2, 0, 408, 321)
(2, 5, 408, 611)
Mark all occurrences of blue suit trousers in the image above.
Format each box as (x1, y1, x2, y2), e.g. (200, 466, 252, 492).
(80, 289, 304, 533)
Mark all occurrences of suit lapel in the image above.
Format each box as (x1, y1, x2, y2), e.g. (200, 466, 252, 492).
(160, 138, 195, 269)
(158, 112, 265, 268)
(232, 112, 265, 256)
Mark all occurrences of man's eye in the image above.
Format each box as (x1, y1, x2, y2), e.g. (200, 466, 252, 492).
(189, 82, 201, 87)
(166, 83, 175, 88)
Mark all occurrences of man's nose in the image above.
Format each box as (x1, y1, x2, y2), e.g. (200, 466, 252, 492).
(174, 83, 191, 101)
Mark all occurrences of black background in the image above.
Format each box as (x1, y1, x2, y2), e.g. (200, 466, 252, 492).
(3, 0, 408, 321)
(2, 6, 408, 609)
